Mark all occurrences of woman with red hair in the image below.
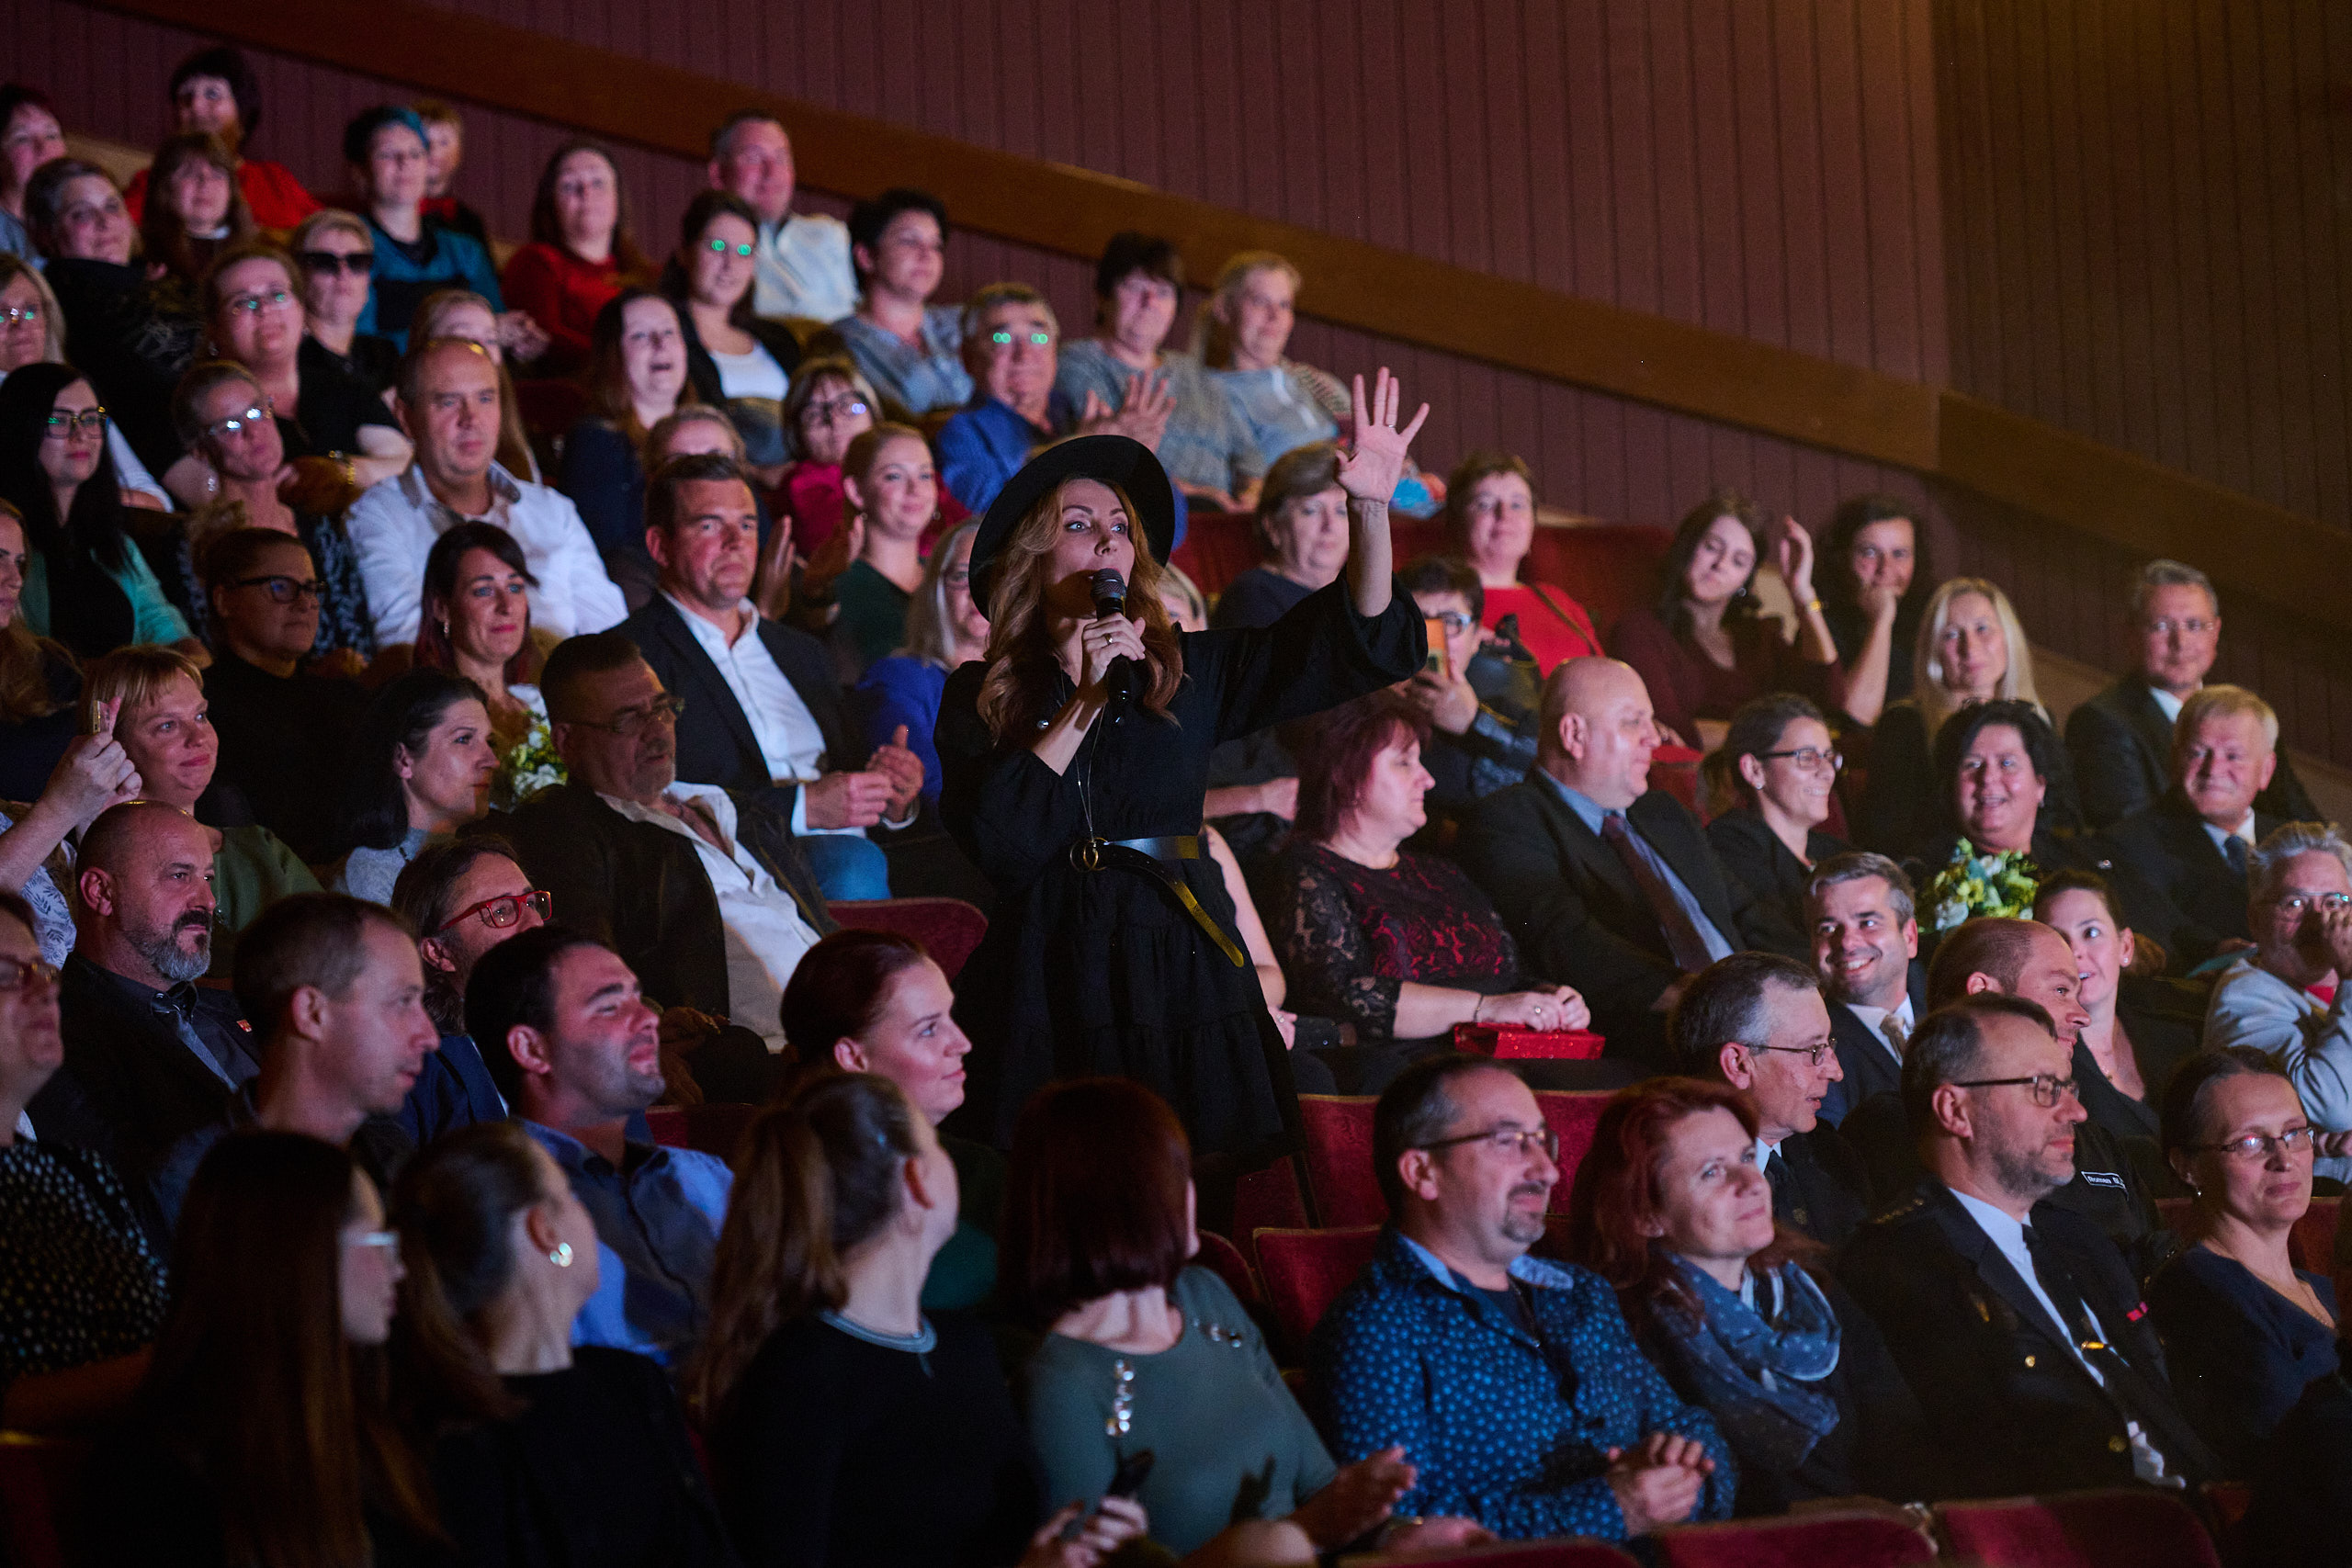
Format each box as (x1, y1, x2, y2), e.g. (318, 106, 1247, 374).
(1564, 1077, 1938, 1514)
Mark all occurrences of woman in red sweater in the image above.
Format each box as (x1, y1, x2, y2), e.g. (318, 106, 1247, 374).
(498, 139, 650, 378)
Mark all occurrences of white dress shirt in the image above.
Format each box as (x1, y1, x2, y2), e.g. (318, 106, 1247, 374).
(2200, 809, 2256, 861)
(2149, 684, 2186, 725)
(752, 212, 858, 325)
(600, 784, 819, 1050)
(1848, 998, 1916, 1065)
(346, 463, 627, 645)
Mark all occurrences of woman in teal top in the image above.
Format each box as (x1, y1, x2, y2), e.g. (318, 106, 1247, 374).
(1008, 1077, 1491, 1561)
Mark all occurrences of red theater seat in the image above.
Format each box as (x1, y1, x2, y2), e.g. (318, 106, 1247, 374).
(1298, 1095, 1383, 1228)
(826, 897, 989, 981)
(1254, 1225, 1380, 1359)
(1655, 1508, 1935, 1568)
(1533, 1091, 1612, 1209)
(2292, 1195, 2340, 1270)
(1934, 1488, 2222, 1568)
(1193, 1229, 1263, 1309)
(644, 1101, 758, 1161)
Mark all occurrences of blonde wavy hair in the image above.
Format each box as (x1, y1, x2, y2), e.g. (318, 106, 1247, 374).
(1912, 576, 2043, 739)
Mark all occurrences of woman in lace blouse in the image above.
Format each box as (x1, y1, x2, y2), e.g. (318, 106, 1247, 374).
(1264, 691, 1586, 1093)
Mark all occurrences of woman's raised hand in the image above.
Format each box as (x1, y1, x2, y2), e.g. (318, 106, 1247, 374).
(1771, 515, 1817, 605)
(1334, 368, 1430, 505)
(1078, 613, 1147, 702)
(44, 699, 141, 827)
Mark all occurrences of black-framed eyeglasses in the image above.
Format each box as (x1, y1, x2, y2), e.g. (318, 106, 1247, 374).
(805, 396, 869, 426)
(571, 694, 685, 737)
(1952, 1073, 2078, 1109)
(1754, 746, 1843, 773)
(0, 955, 59, 992)
(298, 248, 376, 276)
(42, 407, 107, 436)
(231, 574, 323, 604)
(1414, 1124, 1560, 1162)
(204, 400, 274, 441)
(434, 888, 551, 936)
(1745, 1040, 1836, 1067)
(2188, 1126, 2317, 1160)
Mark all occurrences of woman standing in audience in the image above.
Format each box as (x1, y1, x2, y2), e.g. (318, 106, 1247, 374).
(831, 423, 944, 672)
(2147, 1049, 2340, 1472)
(1565, 1077, 1936, 1513)
(500, 139, 649, 378)
(1704, 694, 1850, 936)
(665, 189, 802, 481)
(291, 209, 400, 392)
(414, 522, 553, 795)
(137, 134, 251, 291)
(1609, 489, 1841, 754)
(395, 1120, 739, 1566)
(559, 288, 694, 591)
(81, 1133, 441, 1565)
(856, 520, 983, 812)
(2034, 869, 2202, 1144)
(1263, 692, 1584, 1094)
(0, 253, 175, 507)
(835, 186, 970, 420)
(694, 1071, 1146, 1567)
(122, 46, 320, 230)
(1816, 495, 1926, 728)
(407, 288, 542, 482)
(1014, 1077, 1485, 1560)
(334, 668, 498, 904)
(1210, 441, 1346, 629)
(0, 887, 168, 1432)
(766, 355, 879, 561)
(1442, 450, 1600, 673)
(1852, 575, 2047, 854)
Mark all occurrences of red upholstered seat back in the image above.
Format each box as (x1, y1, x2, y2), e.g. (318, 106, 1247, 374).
(1655, 1509, 1937, 1568)
(1534, 1091, 1613, 1210)
(1935, 1489, 2222, 1568)
(826, 897, 989, 980)
(2292, 1195, 2341, 1271)
(1298, 1095, 1384, 1228)
(643, 1101, 758, 1162)
(0, 1434, 86, 1568)
(1193, 1229, 1262, 1308)
(1254, 1224, 1381, 1359)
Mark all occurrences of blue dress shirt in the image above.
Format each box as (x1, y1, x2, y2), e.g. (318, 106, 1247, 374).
(1536, 773, 1735, 963)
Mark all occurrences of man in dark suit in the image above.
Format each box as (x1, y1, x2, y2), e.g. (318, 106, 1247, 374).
(1669, 951, 1871, 1250)
(2100, 684, 2288, 966)
(619, 451, 923, 900)
(501, 631, 836, 1055)
(1457, 658, 1806, 1065)
(1840, 995, 2218, 1495)
(1804, 852, 1923, 1125)
(2065, 558, 2313, 829)
(27, 802, 257, 1188)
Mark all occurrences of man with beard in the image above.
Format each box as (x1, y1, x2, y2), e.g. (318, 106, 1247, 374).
(1309, 1055, 1734, 1543)
(468, 924, 731, 1365)
(27, 802, 256, 1193)
(1839, 996, 2218, 1496)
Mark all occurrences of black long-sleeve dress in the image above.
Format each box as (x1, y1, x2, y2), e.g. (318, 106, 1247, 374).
(935, 579, 1422, 1161)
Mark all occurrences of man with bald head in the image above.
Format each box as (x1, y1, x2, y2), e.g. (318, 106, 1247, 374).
(1456, 657, 1804, 1063)
(346, 334, 627, 647)
(25, 801, 258, 1190)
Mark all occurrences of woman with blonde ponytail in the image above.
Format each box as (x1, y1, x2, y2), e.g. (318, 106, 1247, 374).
(695, 1072, 1147, 1568)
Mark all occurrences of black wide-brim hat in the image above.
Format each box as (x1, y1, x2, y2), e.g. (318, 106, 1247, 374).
(967, 434, 1178, 617)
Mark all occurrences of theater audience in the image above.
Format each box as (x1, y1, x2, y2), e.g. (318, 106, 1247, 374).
(705, 110, 857, 326)
(414, 100, 490, 248)
(0, 887, 167, 1434)
(79, 1131, 438, 1566)
(145, 892, 435, 1234)
(1456, 657, 1804, 1064)
(1058, 231, 1261, 512)
(501, 138, 648, 378)
(0, 254, 174, 507)
(1565, 1076, 1930, 1511)
(664, 189, 802, 479)
(469, 923, 730, 1363)
(198, 525, 368, 863)
(1309, 1054, 1733, 1540)
(346, 336, 625, 647)
(137, 133, 250, 291)
(1806, 852, 1922, 1122)
(692, 1070, 1146, 1567)
(1443, 451, 1600, 674)
(2069, 558, 2315, 829)
(164, 359, 379, 659)
(334, 670, 496, 903)
(2033, 869, 2202, 1144)
(80, 645, 320, 970)
(2144, 1048, 2338, 1472)
(1610, 490, 1839, 753)
(559, 288, 695, 598)
(1266, 692, 1586, 1095)
(343, 106, 510, 353)
(1705, 694, 1849, 936)
(2103, 682, 2289, 965)
(407, 287, 544, 482)
(0, 85, 65, 261)
(2204, 821, 2352, 1142)
(834, 186, 970, 419)
(855, 518, 984, 810)
(0, 363, 198, 659)
(394, 1119, 740, 1567)
(1854, 576, 2050, 855)
(831, 422, 942, 671)
(1211, 440, 1346, 629)
(783, 928, 997, 1311)
(388, 838, 539, 1142)
(1668, 953, 1869, 1250)
(766, 355, 876, 562)
(1838, 993, 2219, 1495)
(1396, 554, 1541, 821)
(413, 522, 552, 795)
(1016, 1077, 1487, 1560)
(289, 209, 398, 392)
(503, 631, 834, 1049)
(1816, 493, 1926, 728)
(0, 500, 82, 801)
(25, 801, 256, 1184)
(623, 454, 918, 900)
(121, 46, 320, 230)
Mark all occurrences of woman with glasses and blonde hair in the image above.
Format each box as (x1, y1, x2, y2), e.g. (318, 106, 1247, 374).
(1704, 694, 1850, 936)
(289, 209, 399, 391)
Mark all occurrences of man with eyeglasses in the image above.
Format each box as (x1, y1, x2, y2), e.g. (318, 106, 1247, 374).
(1397, 556, 1543, 828)
(705, 111, 856, 328)
(2067, 558, 2314, 829)
(1840, 993, 2219, 1496)
(2207, 822, 2352, 1170)
(1310, 1054, 1733, 1540)
(1670, 952, 1871, 1249)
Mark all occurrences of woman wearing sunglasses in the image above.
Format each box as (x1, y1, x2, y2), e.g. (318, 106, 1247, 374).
(288, 209, 399, 393)
(662, 189, 801, 485)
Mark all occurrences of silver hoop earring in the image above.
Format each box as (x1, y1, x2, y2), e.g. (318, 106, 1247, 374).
(548, 1241, 573, 1268)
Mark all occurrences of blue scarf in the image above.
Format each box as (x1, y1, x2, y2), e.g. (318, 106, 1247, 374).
(1652, 1257, 1844, 1472)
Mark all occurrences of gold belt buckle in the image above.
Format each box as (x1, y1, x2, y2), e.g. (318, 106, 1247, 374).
(1071, 837, 1105, 872)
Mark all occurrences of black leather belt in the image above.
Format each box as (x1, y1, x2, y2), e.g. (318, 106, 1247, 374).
(1068, 834, 1246, 967)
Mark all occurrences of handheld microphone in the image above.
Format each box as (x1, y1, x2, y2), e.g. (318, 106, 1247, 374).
(1090, 568, 1136, 707)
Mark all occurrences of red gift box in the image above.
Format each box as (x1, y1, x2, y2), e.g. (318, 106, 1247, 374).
(1452, 1023, 1606, 1060)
